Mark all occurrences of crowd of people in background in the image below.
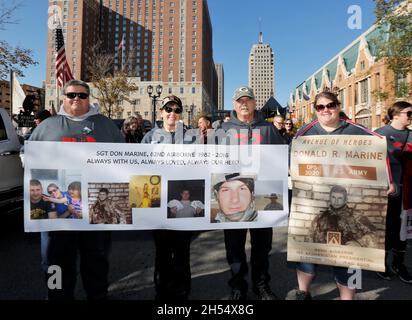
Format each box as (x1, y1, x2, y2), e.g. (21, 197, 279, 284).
(21, 79, 412, 301)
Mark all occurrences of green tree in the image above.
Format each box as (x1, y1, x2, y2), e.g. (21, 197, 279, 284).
(0, 0, 38, 79)
(373, 0, 412, 98)
(86, 42, 138, 119)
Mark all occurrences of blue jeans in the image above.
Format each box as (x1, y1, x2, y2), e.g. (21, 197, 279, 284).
(296, 262, 355, 286)
(40, 232, 50, 273)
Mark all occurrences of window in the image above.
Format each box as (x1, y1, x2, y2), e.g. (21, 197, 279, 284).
(360, 61, 365, 71)
(395, 72, 407, 97)
(359, 79, 368, 104)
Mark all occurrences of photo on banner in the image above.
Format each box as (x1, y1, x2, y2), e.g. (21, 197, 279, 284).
(88, 183, 132, 225)
(254, 180, 284, 211)
(29, 169, 82, 220)
(167, 180, 205, 219)
(287, 135, 389, 272)
(129, 175, 162, 209)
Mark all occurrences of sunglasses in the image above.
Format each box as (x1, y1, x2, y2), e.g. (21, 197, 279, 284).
(285, 122, 292, 125)
(65, 92, 89, 99)
(48, 189, 57, 194)
(400, 111, 412, 118)
(314, 102, 337, 112)
(163, 106, 183, 114)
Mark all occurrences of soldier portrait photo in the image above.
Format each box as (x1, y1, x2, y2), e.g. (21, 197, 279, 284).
(310, 185, 379, 248)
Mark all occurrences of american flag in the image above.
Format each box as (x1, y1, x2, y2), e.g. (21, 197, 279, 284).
(55, 21, 74, 88)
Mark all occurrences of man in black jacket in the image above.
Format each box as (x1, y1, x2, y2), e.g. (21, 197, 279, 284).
(219, 86, 285, 300)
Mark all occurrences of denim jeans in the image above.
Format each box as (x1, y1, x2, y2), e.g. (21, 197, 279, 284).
(296, 262, 356, 286)
(40, 232, 50, 273)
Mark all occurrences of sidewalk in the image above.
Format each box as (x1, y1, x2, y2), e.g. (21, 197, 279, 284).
(106, 227, 412, 300)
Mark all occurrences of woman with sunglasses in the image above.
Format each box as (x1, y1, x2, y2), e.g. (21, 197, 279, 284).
(291, 91, 394, 300)
(284, 120, 296, 144)
(141, 95, 193, 301)
(375, 101, 412, 284)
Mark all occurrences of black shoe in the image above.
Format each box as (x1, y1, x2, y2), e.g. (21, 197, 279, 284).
(230, 289, 247, 300)
(295, 289, 312, 300)
(376, 270, 392, 281)
(391, 264, 412, 284)
(253, 285, 278, 300)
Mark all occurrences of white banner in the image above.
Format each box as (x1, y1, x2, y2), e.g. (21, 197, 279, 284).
(25, 142, 289, 232)
(12, 72, 26, 115)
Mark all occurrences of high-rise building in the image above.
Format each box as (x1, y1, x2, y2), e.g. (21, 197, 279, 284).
(215, 63, 224, 110)
(248, 32, 275, 108)
(45, 0, 217, 116)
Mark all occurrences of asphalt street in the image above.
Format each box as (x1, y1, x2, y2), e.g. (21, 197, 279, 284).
(0, 211, 411, 300)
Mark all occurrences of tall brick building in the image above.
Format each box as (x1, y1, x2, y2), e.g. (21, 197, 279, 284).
(46, 0, 218, 118)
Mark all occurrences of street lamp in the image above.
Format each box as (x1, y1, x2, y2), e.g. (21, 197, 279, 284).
(147, 84, 163, 127)
(185, 103, 195, 127)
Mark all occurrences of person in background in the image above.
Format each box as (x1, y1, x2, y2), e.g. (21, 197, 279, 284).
(284, 120, 296, 144)
(34, 110, 52, 127)
(197, 115, 212, 144)
(375, 101, 412, 284)
(121, 115, 144, 143)
(273, 115, 285, 134)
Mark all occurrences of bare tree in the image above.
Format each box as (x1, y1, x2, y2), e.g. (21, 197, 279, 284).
(86, 41, 138, 119)
(0, 0, 22, 29)
(0, 0, 38, 80)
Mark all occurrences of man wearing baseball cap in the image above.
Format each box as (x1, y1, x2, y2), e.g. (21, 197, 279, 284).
(218, 86, 285, 300)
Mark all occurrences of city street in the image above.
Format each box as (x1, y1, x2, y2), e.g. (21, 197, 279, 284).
(0, 210, 411, 300)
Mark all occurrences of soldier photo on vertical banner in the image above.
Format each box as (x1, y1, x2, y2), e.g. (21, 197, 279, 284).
(287, 135, 390, 272)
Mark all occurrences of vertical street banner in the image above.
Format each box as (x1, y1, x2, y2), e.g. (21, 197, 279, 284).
(287, 135, 389, 272)
(24, 142, 289, 232)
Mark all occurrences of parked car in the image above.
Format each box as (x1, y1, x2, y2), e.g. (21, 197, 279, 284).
(0, 108, 24, 212)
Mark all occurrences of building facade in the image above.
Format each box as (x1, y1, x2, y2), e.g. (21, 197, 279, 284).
(45, 0, 217, 117)
(0, 81, 45, 115)
(248, 32, 275, 109)
(215, 63, 224, 110)
(88, 79, 206, 125)
(289, 24, 411, 130)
